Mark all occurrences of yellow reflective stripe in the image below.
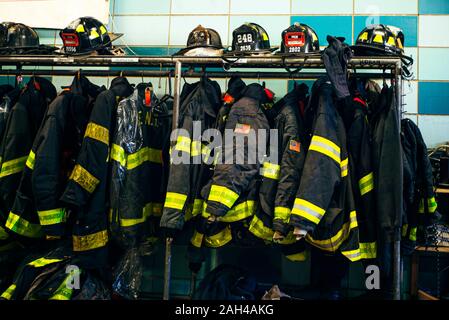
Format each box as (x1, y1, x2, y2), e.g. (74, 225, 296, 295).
(89, 28, 100, 39)
(84, 122, 109, 145)
(0, 225, 9, 240)
(37, 208, 66, 226)
(111, 144, 126, 167)
(341, 248, 362, 262)
(428, 197, 437, 213)
(359, 242, 377, 259)
(69, 164, 99, 194)
(309, 135, 340, 164)
(274, 206, 291, 222)
(0, 284, 16, 300)
(203, 200, 255, 223)
(191, 141, 202, 157)
(76, 24, 85, 33)
(359, 172, 374, 196)
(5, 212, 42, 238)
(99, 25, 107, 35)
(261, 162, 280, 180)
(49, 268, 81, 300)
(173, 136, 191, 153)
(204, 226, 232, 248)
(0, 155, 27, 178)
(409, 227, 417, 241)
(190, 230, 204, 248)
(341, 158, 348, 177)
(28, 257, 63, 268)
(73, 230, 108, 252)
(418, 198, 424, 213)
(402, 224, 408, 237)
(208, 185, 239, 209)
(285, 252, 307, 262)
(119, 202, 162, 227)
(127, 147, 162, 169)
(248, 214, 274, 241)
(306, 212, 358, 252)
(164, 192, 188, 211)
(26, 151, 35, 169)
(291, 198, 325, 225)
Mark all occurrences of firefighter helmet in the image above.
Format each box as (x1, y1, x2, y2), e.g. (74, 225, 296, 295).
(59, 17, 122, 55)
(228, 22, 275, 55)
(279, 22, 320, 55)
(0, 22, 56, 55)
(174, 25, 224, 56)
(352, 24, 405, 56)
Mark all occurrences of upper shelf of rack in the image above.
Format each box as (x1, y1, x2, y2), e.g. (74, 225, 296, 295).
(0, 55, 401, 69)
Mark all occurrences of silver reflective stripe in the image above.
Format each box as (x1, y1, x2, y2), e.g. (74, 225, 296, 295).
(293, 203, 323, 220)
(311, 140, 340, 159)
(344, 251, 361, 259)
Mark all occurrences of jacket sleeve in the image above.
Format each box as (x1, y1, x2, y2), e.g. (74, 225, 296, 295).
(31, 112, 65, 237)
(159, 113, 193, 230)
(0, 105, 32, 214)
(290, 112, 342, 233)
(273, 113, 305, 233)
(61, 92, 113, 207)
(204, 103, 269, 218)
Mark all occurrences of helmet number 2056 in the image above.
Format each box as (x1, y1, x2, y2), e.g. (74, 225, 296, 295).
(237, 33, 253, 44)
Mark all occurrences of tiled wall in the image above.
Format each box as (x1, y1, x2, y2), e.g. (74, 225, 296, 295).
(31, 0, 449, 147)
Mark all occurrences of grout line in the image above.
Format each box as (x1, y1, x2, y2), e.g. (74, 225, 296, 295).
(352, 0, 355, 45)
(227, 0, 232, 48)
(167, 0, 173, 51)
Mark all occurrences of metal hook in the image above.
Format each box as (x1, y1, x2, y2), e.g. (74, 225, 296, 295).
(158, 63, 163, 89)
(120, 70, 124, 77)
(77, 69, 81, 80)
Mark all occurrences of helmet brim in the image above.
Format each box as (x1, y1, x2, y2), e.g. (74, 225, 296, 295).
(275, 50, 322, 57)
(173, 46, 224, 56)
(224, 46, 278, 56)
(0, 44, 57, 55)
(351, 44, 402, 56)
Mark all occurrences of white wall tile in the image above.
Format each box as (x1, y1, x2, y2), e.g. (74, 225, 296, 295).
(419, 48, 449, 80)
(171, 0, 229, 14)
(354, 0, 418, 14)
(292, 0, 353, 15)
(170, 15, 229, 46)
(403, 80, 418, 114)
(419, 15, 449, 47)
(113, 16, 170, 46)
(418, 115, 449, 147)
(230, 0, 290, 14)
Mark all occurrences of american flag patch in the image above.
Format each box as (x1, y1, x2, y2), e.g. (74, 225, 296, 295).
(234, 123, 251, 134)
(289, 140, 300, 152)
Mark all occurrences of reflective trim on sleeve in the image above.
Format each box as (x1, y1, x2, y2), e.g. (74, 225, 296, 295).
(190, 230, 204, 248)
(291, 198, 325, 225)
(0, 284, 16, 300)
(428, 197, 437, 213)
(340, 158, 348, 177)
(185, 199, 204, 222)
(72, 230, 108, 252)
(248, 214, 274, 241)
(359, 242, 377, 259)
(191, 141, 202, 157)
(285, 252, 307, 262)
(309, 135, 341, 164)
(5, 212, 43, 238)
(359, 172, 374, 196)
(164, 192, 188, 211)
(409, 227, 417, 241)
(341, 248, 362, 262)
(0, 155, 28, 178)
(119, 202, 162, 227)
(260, 162, 280, 180)
(84, 122, 109, 145)
(208, 185, 239, 209)
(274, 206, 291, 223)
(69, 164, 100, 194)
(111, 144, 126, 167)
(37, 208, 66, 226)
(204, 226, 233, 248)
(349, 211, 358, 229)
(28, 257, 63, 268)
(173, 136, 191, 153)
(26, 151, 35, 169)
(49, 267, 81, 300)
(203, 200, 255, 223)
(127, 147, 162, 169)
(0, 225, 9, 240)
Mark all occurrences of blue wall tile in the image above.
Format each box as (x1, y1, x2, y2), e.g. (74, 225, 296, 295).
(354, 16, 418, 47)
(419, 82, 449, 115)
(291, 16, 353, 45)
(419, 0, 449, 14)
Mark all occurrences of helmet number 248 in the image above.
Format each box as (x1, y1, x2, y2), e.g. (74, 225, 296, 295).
(237, 34, 253, 44)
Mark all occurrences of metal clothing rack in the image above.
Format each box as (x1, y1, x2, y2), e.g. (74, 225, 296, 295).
(0, 55, 404, 300)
